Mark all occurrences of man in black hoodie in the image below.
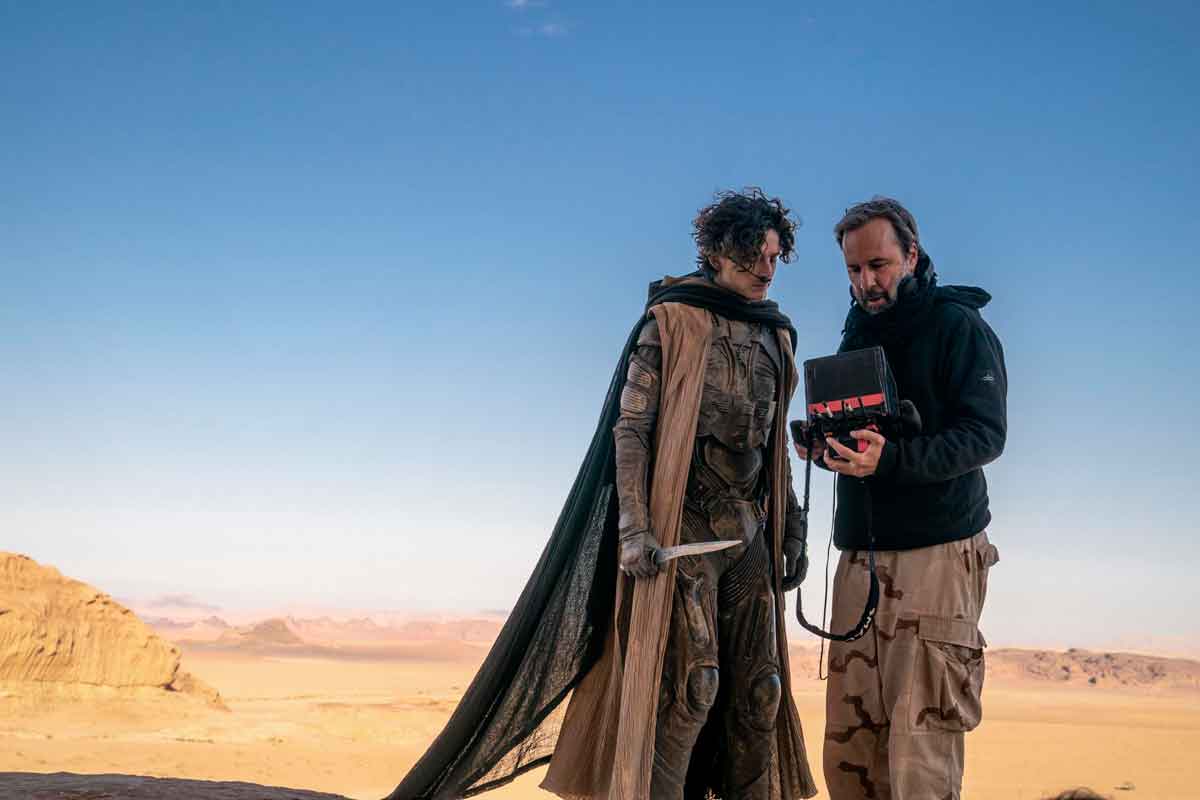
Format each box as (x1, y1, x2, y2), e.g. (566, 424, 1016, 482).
(796, 197, 1006, 799)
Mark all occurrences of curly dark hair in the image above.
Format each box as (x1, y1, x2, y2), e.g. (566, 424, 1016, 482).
(692, 187, 798, 277)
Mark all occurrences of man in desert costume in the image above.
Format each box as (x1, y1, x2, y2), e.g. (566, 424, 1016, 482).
(389, 189, 817, 800)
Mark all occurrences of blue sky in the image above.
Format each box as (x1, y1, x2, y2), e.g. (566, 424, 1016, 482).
(3, 1, 1198, 652)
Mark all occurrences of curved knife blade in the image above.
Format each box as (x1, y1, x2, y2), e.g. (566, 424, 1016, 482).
(654, 539, 742, 566)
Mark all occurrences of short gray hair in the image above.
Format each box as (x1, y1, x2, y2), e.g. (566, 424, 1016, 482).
(834, 196, 920, 257)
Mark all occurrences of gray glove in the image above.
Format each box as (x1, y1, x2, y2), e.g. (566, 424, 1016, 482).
(619, 529, 659, 579)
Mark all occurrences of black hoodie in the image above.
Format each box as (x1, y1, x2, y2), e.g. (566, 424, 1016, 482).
(833, 253, 1007, 551)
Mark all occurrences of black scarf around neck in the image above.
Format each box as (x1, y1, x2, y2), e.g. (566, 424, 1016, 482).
(647, 272, 797, 348)
(841, 252, 994, 350)
(842, 252, 939, 348)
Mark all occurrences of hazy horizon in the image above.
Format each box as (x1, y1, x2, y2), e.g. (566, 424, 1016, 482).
(74, 577, 1197, 659)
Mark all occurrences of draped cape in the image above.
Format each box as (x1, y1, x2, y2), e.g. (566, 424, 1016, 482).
(388, 275, 815, 799)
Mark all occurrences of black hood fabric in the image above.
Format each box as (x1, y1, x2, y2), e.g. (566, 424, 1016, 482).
(388, 275, 795, 799)
(841, 251, 991, 349)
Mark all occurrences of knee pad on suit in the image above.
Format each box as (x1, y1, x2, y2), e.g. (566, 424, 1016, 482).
(746, 671, 782, 731)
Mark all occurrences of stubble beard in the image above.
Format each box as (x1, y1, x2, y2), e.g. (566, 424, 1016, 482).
(858, 290, 896, 315)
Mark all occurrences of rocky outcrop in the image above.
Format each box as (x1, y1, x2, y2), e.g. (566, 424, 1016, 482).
(989, 647, 1200, 690)
(144, 615, 231, 643)
(0, 552, 221, 704)
(0, 772, 352, 799)
(0, 553, 181, 688)
(215, 617, 305, 648)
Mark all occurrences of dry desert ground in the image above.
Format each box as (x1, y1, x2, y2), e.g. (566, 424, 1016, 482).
(2, 553, 1198, 799)
(2, 639, 1199, 799)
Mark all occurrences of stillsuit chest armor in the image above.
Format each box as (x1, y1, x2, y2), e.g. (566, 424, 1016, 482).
(690, 315, 780, 503)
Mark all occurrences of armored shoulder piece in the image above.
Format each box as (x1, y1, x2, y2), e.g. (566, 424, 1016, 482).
(637, 316, 662, 348)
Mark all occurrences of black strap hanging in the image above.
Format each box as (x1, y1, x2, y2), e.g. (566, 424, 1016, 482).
(793, 428, 879, 643)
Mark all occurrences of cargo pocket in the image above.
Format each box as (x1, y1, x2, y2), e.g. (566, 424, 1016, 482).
(909, 614, 984, 733)
(975, 538, 1000, 609)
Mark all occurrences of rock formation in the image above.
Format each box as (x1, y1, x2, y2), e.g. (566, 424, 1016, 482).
(0, 552, 221, 704)
(988, 647, 1200, 690)
(144, 614, 232, 642)
(215, 617, 305, 647)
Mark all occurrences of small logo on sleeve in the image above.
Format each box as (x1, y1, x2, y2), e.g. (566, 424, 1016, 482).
(980, 371, 996, 384)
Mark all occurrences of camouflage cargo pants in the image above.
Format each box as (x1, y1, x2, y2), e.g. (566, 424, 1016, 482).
(823, 531, 999, 800)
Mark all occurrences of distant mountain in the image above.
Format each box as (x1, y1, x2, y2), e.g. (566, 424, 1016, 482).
(285, 615, 388, 644)
(394, 618, 503, 642)
(989, 647, 1200, 690)
(216, 618, 306, 648)
(788, 642, 1200, 690)
(144, 615, 232, 643)
(150, 613, 506, 648)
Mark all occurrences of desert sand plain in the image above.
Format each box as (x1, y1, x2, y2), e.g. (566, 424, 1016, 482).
(3, 552, 1199, 799)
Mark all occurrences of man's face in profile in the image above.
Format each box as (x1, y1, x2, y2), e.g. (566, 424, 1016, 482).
(710, 228, 781, 302)
(841, 217, 918, 314)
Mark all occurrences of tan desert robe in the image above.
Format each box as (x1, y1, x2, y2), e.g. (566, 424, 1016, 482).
(542, 300, 817, 800)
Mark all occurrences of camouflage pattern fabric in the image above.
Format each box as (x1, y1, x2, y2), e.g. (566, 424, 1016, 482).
(823, 531, 998, 800)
